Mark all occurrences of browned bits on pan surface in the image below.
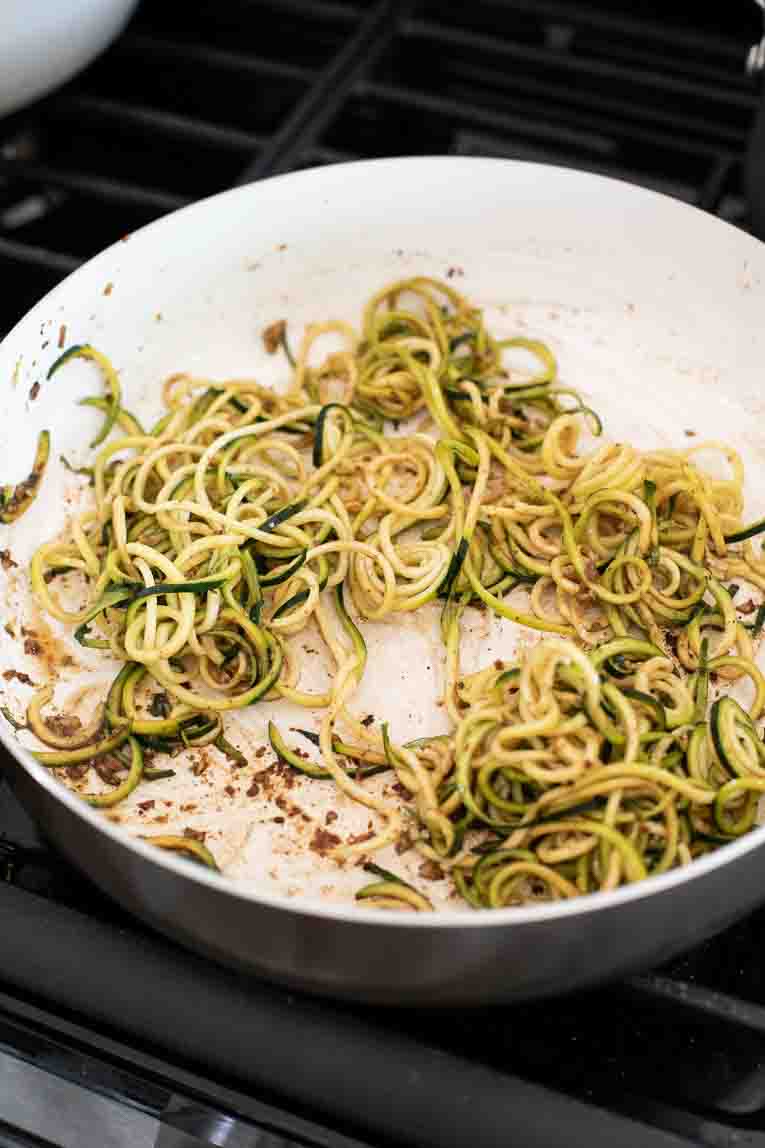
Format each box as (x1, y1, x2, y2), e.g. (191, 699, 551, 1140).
(347, 830, 374, 846)
(418, 860, 444, 881)
(192, 749, 214, 775)
(262, 319, 286, 354)
(2, 670, 34, 685)
(277, 760, 295, 789)
(325, 810, 338, 825)
(310, 826, 341, 854)
(184, 826, 206, 842)
(0, 549, 18, 570)
(97, 763, 125, 790)
(58, 324, 66, 348)
(45, 713, 82, 738)
(16, 617, 75, 679)
(274, 793, 309, 823)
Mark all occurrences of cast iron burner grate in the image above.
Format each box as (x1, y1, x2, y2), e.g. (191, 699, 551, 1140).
(1, 3, 764, 1147)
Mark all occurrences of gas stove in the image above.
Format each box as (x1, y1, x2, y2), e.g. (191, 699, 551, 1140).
(1, 3, 764, 1146)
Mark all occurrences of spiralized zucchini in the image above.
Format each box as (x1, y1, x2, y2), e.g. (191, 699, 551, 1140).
(15, 275, 765, 903)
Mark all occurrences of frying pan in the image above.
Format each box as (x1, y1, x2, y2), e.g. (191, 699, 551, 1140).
(2, 157, 765, 1006)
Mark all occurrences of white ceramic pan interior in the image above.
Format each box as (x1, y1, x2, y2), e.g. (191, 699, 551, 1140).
(2, 157, 765, 924)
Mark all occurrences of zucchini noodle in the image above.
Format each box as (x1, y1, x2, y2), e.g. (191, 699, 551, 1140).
(14, 276, 765, 904)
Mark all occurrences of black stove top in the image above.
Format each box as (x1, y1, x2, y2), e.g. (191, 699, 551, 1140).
(2, 3, 765, 1146)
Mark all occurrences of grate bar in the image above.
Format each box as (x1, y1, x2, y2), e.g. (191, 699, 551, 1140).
(628, 973, 765, 1035)
(418, 0, 754, 60)
(238, 0, 399, 182)
(698, 154, 738, 212)
(363, 78, 732, 162)
(404, 16, 755, 109)
(0, 160, 188, 214)
(301, 144, 359, 165)
(453, 129, 701, 202)
(119, 32, 314, 83)
(60, 95, 266, 153)
(351, 78, 721, 174)
(0, 237, 81, 274)
(382, 39, 753, 150)
(254, 0, 362, 20)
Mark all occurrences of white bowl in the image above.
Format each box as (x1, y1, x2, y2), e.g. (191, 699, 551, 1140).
(0, 0, 140, 119)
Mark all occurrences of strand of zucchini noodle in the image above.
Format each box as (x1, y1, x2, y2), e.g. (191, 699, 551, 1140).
(20, 276, 765, 902)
